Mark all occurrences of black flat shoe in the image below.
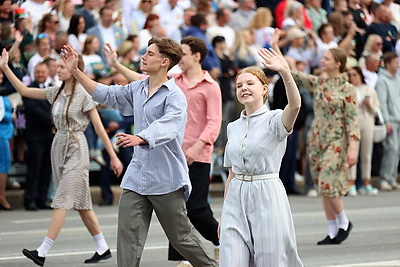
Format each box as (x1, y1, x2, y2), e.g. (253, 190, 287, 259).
(84, 249, 112, 264)
(317, 235, 339, 245)
(0, 203, 12, 210)
(36, 202, 52, 210)
(25, 202, 39, 211)
(98, 199, 113, 206)
(22, 249, 45, 266)
(336, 221, 353, 244)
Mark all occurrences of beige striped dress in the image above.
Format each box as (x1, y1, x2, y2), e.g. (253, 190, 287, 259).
(45, 84, 97, 210)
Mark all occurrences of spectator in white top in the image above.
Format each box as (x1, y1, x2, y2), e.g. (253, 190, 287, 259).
(128, 0, 155, 34)
(153, 0, 184, 42)
(206, 8, 236, 52)
(27, 34, 55, 81)
(228, 0, 256, 31)
(68, 14, 88, 54)
(248, 7, 275, 48)
(282, 0, 305, 30)
(82, 35, 108, 80)
(312, 23, 338, 68)
(361, 53, 380, 89)
(57, 0, 75, 32)
(21, 0, 52, 36)
(285, 28, 315, 73)
(86, 6, 125, 67)
(138, 14, 161, 51)
(43, 57, 62, 87)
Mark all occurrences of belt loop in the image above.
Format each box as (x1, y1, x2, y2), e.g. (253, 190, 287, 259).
(250, 174, 253, 181)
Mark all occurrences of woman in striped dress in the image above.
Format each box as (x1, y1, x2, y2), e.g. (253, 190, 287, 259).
(0, 49, 123, 266)
(219, 44, 303, 266)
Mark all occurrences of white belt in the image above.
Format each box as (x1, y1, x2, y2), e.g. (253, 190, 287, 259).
(235, 173, 279, 181)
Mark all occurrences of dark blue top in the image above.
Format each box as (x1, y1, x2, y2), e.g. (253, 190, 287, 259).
(185, 26, 221, 71)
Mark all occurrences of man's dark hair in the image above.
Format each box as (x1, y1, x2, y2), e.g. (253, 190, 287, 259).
(190, 13, 207, 27)
(382, 52, 398, 65)
(148, 37, 183, 70)
(212, 35, 225, 48)
(181, 36, 208, 64)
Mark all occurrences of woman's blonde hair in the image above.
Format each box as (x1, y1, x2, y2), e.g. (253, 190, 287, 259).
(363, 34, 381, 55)
(234, 29, 253, 60)
(236, 67, 269, 102)
(249, 7, 273, 29)
(284, 0, 303, 19)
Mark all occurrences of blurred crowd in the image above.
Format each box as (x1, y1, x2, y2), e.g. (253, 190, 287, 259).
(1, 0, 400, 210)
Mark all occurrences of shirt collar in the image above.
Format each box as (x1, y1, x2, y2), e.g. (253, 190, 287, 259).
(240, 104, 269, 119)
(141, 76, 176, 91)
(175, 70, 214, 88)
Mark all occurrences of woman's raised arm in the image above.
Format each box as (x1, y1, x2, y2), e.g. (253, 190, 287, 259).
(0, 49, 46, 100)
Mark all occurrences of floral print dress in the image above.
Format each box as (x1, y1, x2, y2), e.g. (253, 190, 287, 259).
(293, 72, 360, 197)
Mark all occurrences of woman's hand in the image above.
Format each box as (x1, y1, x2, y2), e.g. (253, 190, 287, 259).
(14, 30, 23, 44)
(0, 49, 9, 69)
(104, 43, 118, 67)
(110, 156, 124, 177)
(258, 48, 290, 73)
(60, 45, 79, 72)
(270, 28, 281, 50)
(346, 144, 357, 168)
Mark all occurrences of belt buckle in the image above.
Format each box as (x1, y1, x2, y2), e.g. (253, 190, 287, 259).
(242, 174, 253, 181)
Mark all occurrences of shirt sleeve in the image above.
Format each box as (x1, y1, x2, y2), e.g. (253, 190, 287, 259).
(375, 78, 389, 123)
(291, 70, 319, 95)
(44, 86, 56, 104)
(81, 89, 98, 112)
(344, 84, 361, 141)
(92, 82, 136, 116)
(198, 82, 222, 145)
(136, 90, 188, 149)
(223, 123, 232, 168)
(269, 110, 292, 140)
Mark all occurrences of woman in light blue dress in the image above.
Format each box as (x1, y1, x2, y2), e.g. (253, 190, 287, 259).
(219, 34, 303, 267)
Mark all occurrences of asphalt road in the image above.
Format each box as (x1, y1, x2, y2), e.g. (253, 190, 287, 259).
(1, 190, 400, 267)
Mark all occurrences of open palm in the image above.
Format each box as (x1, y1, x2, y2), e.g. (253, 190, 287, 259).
(0, 49, 9, 69)
(60, 45, 79, 72)
(104, 43, 118, 66)
(258, 48, 289, 73)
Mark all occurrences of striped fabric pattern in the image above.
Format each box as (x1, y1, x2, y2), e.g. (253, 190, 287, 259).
(45, 85, 97, 210)
(92, 78, 192, 200)
(220, 105, 303, 266)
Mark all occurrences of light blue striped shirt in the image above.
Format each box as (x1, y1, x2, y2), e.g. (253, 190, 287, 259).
(92, 77, 191, 200)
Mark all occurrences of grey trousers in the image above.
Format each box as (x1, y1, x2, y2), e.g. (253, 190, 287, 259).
(380, 122, 400, 184)
(117, 188, 218, 267)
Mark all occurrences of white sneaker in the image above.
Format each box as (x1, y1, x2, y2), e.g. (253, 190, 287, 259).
(390, 182, 400, 190)
(358, 185, 378, 196)
(307, 189, 318, 197)
(176, 261, 192, 267)
(348, 185, 357, 196)
(380, 180, 392, 191)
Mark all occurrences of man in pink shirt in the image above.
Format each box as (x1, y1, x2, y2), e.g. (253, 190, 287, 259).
(103, 37, 222, 266)
(167, 36, 222, 267)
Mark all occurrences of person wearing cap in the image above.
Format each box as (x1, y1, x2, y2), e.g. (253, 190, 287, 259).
(285, 27, 316, 73)
(117, 40, 141, 72)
